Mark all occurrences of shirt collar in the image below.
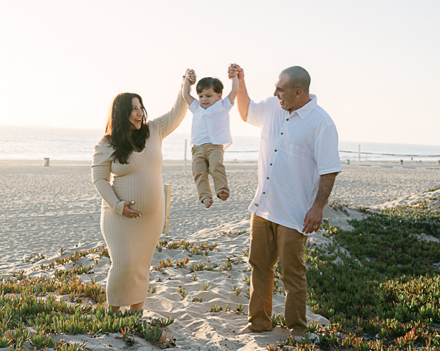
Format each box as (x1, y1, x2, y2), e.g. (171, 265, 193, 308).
(202, 99, 221, 113)
(289, 94, 317, 119)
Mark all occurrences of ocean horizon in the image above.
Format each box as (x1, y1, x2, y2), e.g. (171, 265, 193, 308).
(1, 125, 439, 163)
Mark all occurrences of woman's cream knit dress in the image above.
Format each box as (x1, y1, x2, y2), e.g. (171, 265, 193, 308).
(91, 89, 187, 307)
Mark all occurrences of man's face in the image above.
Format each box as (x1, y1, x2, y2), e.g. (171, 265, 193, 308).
(274, 73, 298, 113)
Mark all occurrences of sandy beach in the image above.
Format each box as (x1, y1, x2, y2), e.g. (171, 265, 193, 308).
(1, 159, 439, 350)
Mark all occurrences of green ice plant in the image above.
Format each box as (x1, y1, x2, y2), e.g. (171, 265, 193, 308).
(149, 317, 174, 328)
(200, 283, 211, 291)
(266, 201, 440, 350)
(191, 296, 204, 303)
(234, 304, 245, 315)
(210, 304, 223, 313)
(0, 248, 180, 349)
(177, 284, 188, 300)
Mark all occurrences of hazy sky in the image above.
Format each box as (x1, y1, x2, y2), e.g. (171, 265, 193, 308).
(1, 0, 439, 145)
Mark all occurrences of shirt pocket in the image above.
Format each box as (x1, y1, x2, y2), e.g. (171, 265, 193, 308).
(281, 134, 315, 163)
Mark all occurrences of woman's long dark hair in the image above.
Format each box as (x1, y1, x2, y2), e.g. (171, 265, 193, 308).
(104, 93, 150, 164)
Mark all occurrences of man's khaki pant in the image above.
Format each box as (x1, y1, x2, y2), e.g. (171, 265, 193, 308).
(247, 214, 308, 335)
(191, 143, 229, 202)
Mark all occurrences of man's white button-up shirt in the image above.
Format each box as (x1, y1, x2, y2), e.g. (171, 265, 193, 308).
(247, 95, 341, 233)
(190, 97, 233, 149)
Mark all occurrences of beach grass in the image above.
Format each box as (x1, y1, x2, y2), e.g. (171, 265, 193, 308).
(268, 197, 440, 350)
(2, 196, 440, 350)
(0, 250, 175, 350)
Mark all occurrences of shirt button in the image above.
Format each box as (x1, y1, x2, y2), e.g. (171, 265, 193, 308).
(263, 192, 266, 194)
(266, 177, 269, 179)
(270, 163, 273, 166)
(286, 118, 289, 121)
(274, 149, 277, 152)
(281, 132, 283, 135)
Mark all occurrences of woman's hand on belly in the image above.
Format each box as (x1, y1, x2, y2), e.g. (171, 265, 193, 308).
(122, 201, 142, 218)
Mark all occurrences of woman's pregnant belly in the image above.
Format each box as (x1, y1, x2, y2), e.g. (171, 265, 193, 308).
(112, 172, 164, 215)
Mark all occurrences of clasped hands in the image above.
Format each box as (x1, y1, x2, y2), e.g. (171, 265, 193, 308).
(183, 69, 196, 85)
(227, 63, 243, 80)
(183, 64, 242, 85)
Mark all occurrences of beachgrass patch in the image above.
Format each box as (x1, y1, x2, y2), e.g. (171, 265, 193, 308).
(0, 248, 176, 350)
(156, 239, 218, 255)
(268, 201, 440, 350)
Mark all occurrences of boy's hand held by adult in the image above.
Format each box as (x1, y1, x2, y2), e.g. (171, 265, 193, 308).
(228, 63, 242, 79)
(184, 68, 197, 85)
(228, 63, 239, 79)
(182, 69, 196, 105)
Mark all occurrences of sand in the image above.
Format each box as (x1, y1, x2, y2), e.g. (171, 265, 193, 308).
(1, 159, 439, 350)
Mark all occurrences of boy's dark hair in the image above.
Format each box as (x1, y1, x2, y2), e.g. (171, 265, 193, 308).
(196, 77, 223, 94)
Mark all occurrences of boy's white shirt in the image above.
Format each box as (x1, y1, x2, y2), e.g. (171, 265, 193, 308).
(189, 97, 233, 149)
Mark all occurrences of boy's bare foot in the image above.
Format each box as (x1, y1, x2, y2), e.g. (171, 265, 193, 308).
(218, 190, 229, 201)
(202, 198, 213, 208)
(236, 326, 253, 335)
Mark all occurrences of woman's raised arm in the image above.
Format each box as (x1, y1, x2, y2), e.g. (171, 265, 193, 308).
(152, 81, 189, 139)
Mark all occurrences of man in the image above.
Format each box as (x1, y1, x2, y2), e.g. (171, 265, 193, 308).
(230, 64, 341, 337)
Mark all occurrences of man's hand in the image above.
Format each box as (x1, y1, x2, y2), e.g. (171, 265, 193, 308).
(236, 64, 244, 82)
(228, 64, 241, 79)
(302, 173, 337, 234)
(302, 205, 323, 234)
(122, 201, 142, 219)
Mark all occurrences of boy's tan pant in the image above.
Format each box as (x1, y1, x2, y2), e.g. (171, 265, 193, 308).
(247, 214, 308, 335)
(191, 143, 229, 202)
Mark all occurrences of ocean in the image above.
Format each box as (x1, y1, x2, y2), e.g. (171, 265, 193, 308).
(1, 125, 439, 163)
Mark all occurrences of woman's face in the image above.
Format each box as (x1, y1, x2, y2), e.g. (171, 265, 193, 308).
(129, 97, 144, 130)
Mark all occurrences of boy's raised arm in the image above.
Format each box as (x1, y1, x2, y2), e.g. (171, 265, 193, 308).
(229, 64, 250, 122)
(228, 73, 239, 104)
(182, 69, 196, 106)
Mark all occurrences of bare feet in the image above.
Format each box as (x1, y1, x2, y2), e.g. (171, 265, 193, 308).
(236, 326, 253, 335)
(202, 197, 213, 208)
(218, 190, 229, 201)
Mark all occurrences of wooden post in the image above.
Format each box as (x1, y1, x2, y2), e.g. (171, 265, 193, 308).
(163, 184, 171, 235)
(358, 145, 361, 166)
(184, 139, 187, 172)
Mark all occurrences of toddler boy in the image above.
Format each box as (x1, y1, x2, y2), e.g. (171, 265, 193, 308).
(183, 67, 238, 208)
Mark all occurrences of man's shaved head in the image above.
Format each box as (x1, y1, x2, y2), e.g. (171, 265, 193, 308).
(280, 66, 310, 95)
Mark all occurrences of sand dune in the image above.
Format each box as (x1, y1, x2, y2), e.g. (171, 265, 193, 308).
(1, 159, 439, 350)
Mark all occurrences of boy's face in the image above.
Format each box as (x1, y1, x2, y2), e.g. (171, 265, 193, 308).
(198, 88, 222, 109)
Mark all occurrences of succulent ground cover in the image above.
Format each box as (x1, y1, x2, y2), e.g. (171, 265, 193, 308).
(0, 249, 176, 350)
(2, 196, 440, 350)
(267, 196, 440, 350)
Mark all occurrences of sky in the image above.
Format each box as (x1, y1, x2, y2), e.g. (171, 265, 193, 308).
(1, 0, 439, 145)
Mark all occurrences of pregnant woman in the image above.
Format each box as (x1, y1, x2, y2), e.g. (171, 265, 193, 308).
(92, 71, 194, 312)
